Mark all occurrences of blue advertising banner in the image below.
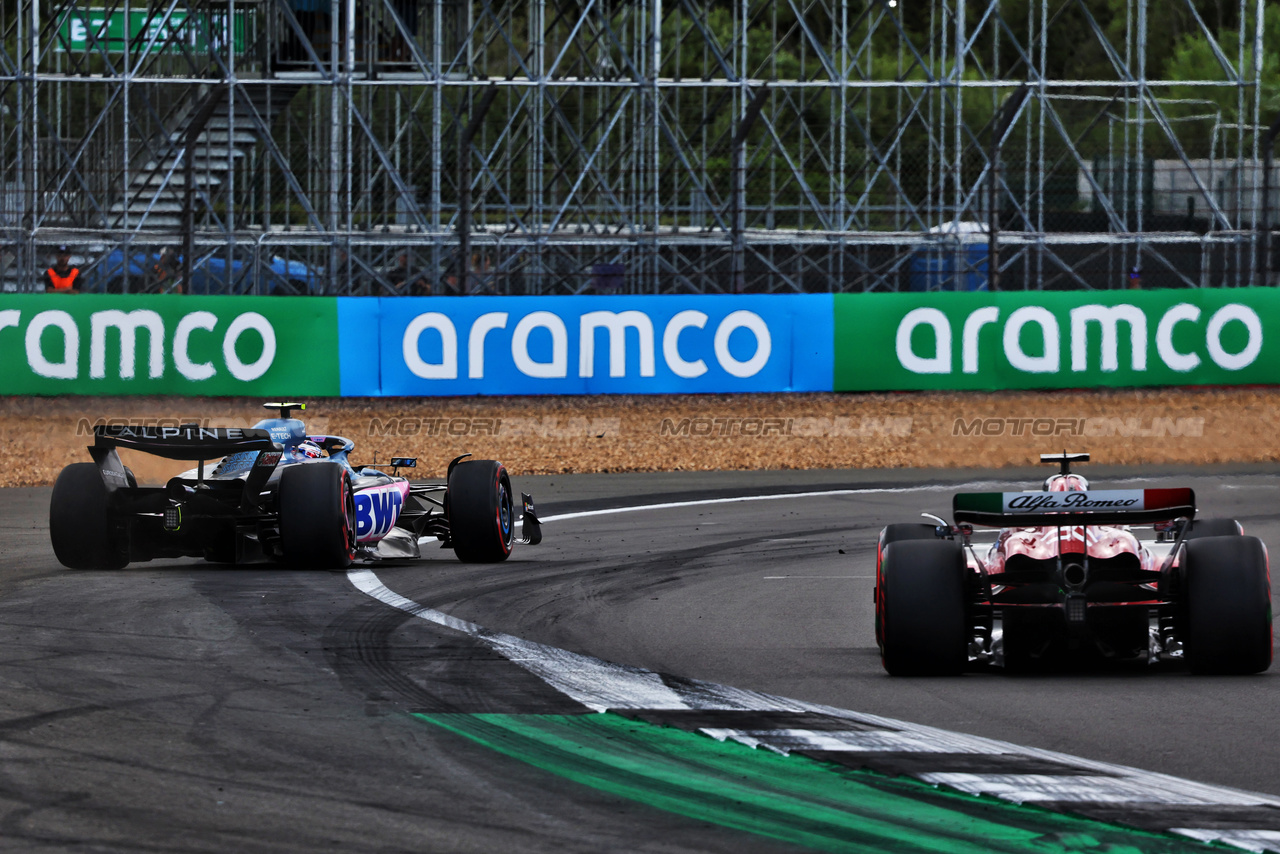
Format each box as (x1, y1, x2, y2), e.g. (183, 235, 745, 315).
(338, 295, 833, 396)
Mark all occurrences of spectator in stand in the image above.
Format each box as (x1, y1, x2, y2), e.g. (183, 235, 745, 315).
(441, 252, 494, 295)
(149, 246, 182, 293)
(388, 251, 431, 295)
(43, 245, 80, 294)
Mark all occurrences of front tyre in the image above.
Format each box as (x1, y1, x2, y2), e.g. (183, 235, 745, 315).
(49, 463, 128, 570)
(879, 539, 968, 676)
(448, 460, 514, 563)
(1182, 535, 1271, 674)
(278, 462, 355, 569)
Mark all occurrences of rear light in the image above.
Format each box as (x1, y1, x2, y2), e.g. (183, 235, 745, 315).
(1065, 595, 1086, 623)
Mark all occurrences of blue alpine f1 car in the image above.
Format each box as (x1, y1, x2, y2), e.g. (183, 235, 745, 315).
(49, 403, 540, 569)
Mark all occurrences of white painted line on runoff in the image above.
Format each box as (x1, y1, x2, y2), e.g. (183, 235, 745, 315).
(349, 567, 755, 712)
(700, 728, 1005, 754)
(1174, 830, 1280, 852)
(920, 773, 1269, 806)
(525, 481, 991, 526)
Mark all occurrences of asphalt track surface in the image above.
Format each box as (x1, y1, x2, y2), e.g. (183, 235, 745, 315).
(2, 463, 1279, 852)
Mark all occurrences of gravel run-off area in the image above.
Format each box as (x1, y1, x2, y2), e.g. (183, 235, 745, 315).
(2, 388, 1277, 487)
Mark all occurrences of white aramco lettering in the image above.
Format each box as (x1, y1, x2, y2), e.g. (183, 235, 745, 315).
(222, 312, 278, 382)
(1205, 304, 1263, 371)
(580, 311, 656, 378)
(1003, 306, 1060, 373)
(895, 301, 1264, 376)
(1155, 303, 1200, 372)
(90, 309, 165, 379)
(512, 311, 568, 378)
(663, 310, 708, 378)
(713, 311, 771, 378)
(896, 307, 952, 374)
(26, 310, 79, 380)
(174, 311, 218, 380)
(403, 312, 458, 379)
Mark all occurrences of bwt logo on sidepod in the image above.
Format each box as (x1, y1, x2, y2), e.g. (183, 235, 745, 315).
(354, 482, 407, 542)
(401, 309, 773, 380)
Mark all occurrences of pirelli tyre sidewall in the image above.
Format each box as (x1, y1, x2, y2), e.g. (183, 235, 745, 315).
(879, 538, 968, 676)
(50, 462, 129, 570)
(1182, 535, 1272, 675)
(448, 460, 514, 563)
(278, 462, 356, 569)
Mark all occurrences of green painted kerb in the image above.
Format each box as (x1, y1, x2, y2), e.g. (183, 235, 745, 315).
(416, 712, 1219, 853)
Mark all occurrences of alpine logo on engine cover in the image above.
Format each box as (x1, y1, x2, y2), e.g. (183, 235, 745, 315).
(354, 483, 407, 542)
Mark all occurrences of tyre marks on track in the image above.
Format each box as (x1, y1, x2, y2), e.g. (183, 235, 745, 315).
(320, 594, 586, 716)
(349, 568, 1280, 853)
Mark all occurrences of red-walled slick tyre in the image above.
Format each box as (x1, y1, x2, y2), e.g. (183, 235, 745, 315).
(448, 460, 514, 563)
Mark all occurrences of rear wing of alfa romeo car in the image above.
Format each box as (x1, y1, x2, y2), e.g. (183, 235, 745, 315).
(953, 488, 1196, 528)
(93, 425, 279, 460)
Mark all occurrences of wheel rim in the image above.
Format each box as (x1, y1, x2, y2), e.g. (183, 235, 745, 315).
(342, 473, 355, 558)
(498, 480, 512, 542)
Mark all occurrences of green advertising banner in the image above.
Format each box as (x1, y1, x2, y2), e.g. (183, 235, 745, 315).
(57, 8, 251, 54)
(834, 289, 1280, 391)
(0, 295, 339, 396)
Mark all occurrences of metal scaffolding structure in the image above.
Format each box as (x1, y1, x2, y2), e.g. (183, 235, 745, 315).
(0, 0, 1270, 294)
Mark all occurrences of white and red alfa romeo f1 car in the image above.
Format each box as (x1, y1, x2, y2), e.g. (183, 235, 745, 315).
(874, 453, 1271, 675)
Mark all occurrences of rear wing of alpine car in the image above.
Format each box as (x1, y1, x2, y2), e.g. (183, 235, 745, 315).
(953, 488, 1196, 527)
(93, 424, 280, 460)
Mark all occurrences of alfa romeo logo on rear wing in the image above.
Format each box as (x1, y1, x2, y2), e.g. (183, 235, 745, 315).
(953, 488, 1196, 527)
(1004, 491, 1143, 512)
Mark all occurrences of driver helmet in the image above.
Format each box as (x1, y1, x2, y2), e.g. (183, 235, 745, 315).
(1043, 473, 1089, 492)
(293, 440, 324, 460)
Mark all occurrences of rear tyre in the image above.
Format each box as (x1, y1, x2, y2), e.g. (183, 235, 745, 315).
(1185, 518, 1243, 539)
(875, 523, 940, 646)
(448, 460, 514, 563)
(278, 462, 355, 569)
(49, 463, 128, 570)
(1182, 535, 1271, 674)
(879, 539, 969, 676)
